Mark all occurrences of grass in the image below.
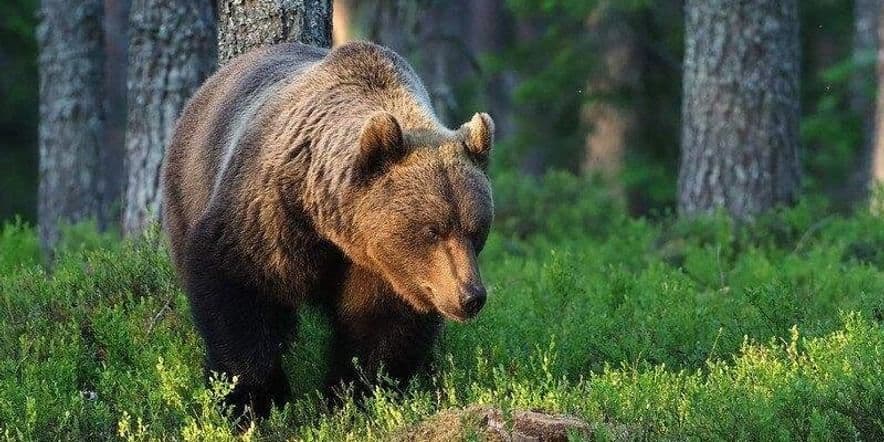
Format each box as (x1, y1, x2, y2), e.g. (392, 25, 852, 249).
(1, 173, 883, 440)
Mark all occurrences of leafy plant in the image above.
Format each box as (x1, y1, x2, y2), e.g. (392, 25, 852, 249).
(1, 175, 882, 439)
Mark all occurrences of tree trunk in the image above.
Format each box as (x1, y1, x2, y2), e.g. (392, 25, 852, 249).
(123, 0, 217, 235)
(848, 0, 880, 205)
(217, 0, 333, 64)
(513, 19, 546, 175)
(101, 0, 132, 232)
(368, 0, 473, 126)
(873, 2, 884, 197)
(678, 0, 801, 220)
(36, 0, 105, 252)
(332, 0, 353, 46)
(581, 1, 640, 190)
(852, 0, 879, 117)
(468, 0, 515, 140)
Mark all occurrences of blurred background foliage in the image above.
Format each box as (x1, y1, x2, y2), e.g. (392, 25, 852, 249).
(0, 0, 38, 222)
(0, 0, 873, 222)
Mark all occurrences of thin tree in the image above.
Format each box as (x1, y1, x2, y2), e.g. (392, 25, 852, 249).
(367, 0, 473, 125)
(582, 1, 640, 193)
(468, 0, 515, 140)
(678, 0, 801, 220)
(217, 0, 332, 64)
(101, 0, 131, 234)
(848, 0, 880, 205)
(872, 1, 884, 197)
(36, 0, 105, 252)
(123, 0, 217, 235)
(332, 0, 353, 46)
(852, 0, 880, 135)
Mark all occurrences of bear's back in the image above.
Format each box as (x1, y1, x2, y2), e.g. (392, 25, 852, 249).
(162, 43, 326, 258)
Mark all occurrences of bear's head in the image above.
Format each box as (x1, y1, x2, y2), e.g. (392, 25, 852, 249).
(352, 112, 494, 322)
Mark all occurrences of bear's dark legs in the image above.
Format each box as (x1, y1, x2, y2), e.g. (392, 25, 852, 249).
(184, 231, 298, 418)
(188, 271, 296, 418)
(325, 303, 441, 399)
(207, 354, 290, 418)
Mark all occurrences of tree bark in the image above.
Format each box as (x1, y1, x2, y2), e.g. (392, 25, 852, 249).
(332, 0, 352, 46)
(581, 1, 640, 190)
(123, 0, 217, 235)
(368, 0, 473, 126)
(852, 0, 879, 117)
(36, 0, 105, 252)
(848, 0, 880, 205)
(873, 2, 884, 196)
(217, 0, 333, 64)
(101, 0, 132, 232)
(468, 0, 515, 140)
(678, 0, 801, 220)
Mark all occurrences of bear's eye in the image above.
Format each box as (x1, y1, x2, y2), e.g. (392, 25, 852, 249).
(423, 226, 441, 242)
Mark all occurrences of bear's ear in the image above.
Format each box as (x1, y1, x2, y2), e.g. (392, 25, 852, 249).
(461, 112, 494, 170)
(354, 112, 405, 183)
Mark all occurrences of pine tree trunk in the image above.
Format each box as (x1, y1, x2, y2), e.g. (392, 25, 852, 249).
(101, 0, 132, 233)
(367, 0, 416, 63)
(678, 0, 801, 220)
(852, 0, 879, 116)
(468, 0, 515, 140)
(36, 0, 105, 252)
(419, 0, 470, 125)
(332, 0, 353, 46)
(848, 0, 880, 205)
(581, 1, 640, 190)
(217, 0, 333, 64)
(368, 0, 473, 126)
(873, 2, 884, 195)
(123, 0, 217, 235)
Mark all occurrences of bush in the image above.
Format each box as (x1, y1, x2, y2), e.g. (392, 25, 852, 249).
(0, 218, 39, 274)
(0, 176, 882, 440)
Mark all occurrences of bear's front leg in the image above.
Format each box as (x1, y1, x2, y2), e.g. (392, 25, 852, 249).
(325, 297, 442, 399)
(187, 269, 296, 418)
(184, 228, 297, 419)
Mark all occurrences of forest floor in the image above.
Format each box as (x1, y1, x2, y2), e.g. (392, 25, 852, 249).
(1, 176, 883, 440)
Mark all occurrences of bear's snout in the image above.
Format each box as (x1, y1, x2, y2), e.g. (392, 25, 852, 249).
(460, 281, 487, 319)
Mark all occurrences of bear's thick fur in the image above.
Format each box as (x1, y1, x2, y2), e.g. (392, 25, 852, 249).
(161, 41, 494, 415)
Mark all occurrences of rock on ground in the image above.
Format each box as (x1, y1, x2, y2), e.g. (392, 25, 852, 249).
(395, 406, 600, 441)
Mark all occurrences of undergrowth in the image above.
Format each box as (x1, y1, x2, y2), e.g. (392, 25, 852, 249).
(1, 173, 882, 440)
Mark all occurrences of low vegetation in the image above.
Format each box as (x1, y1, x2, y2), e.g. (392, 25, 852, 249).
(1, 174, 883, 440)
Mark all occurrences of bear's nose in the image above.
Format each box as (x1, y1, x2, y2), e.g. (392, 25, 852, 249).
(460, 282, 487, 318)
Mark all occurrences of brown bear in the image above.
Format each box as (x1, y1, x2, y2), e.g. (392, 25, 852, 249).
(161, 41, 494, 416)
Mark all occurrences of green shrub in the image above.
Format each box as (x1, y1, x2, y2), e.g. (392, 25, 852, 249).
(0, 177, 882, 440)
(0, 218, 39, 275)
